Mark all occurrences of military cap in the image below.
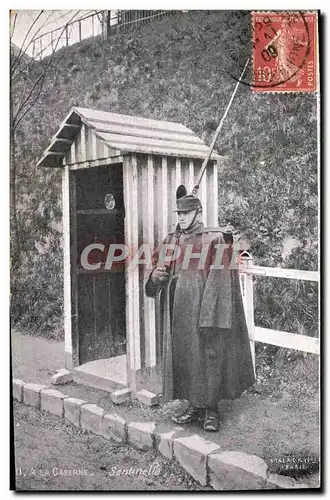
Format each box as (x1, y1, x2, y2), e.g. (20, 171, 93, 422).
(173, 195, 202, 212)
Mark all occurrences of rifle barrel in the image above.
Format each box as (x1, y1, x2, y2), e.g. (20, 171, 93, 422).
(192, 58, 250, 195)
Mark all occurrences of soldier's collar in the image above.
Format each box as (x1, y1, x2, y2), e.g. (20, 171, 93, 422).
(175, 222, 204, 237)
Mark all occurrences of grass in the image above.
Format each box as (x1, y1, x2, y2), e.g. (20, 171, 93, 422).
(11, 10, 318, 346)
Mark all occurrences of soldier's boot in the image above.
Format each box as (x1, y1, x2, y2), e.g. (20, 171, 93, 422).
(171, 405, 205, 424)
(203, 406, 221, 431)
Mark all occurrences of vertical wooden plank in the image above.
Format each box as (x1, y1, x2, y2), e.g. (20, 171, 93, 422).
(80, 123, 86, 162)
(64, 149, 71, 166)
(74, 127, 81, 163)
(153, 156, 160, 248)
(214, 160, 219, 226)
(188, 159, 195, 193)
(91, 132, 97, 160)
(241, 257, 256, 374)
(69, 171, 79, 367)
(153, 156, 163, 365)
(70, 141, 76, 165)
(181, 159, 189, 192)
(168, 158, 176, 229)
(144, 155, 156, 367)
(187, 160, 195, 193)
(84, 126, 92, 161)
(96, 136, 103, 159)
(62, 165, 72, 368)
(206, 160, 218, 226)
(63, 167, 79, 368)
(137, 158, 145, 370)
(123, 157, 134, 380)
(123, 155, 141, 379)
(175, 158, 181, 190)
(161, 156, 168, 241)
(131, 154, 141, 370)
(200, 165, 207, 225)
(206, 164, 212, 226)
(103, 143, 109, 159)
(123, 157, 132, 384)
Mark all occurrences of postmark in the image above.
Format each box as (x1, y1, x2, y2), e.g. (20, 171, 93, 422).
(251, 11, 318, 92)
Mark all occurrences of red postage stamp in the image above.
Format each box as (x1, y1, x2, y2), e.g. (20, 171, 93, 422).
(251, 11, 318, 93)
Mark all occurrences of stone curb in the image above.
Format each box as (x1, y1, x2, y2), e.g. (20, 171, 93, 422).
(154, 427, 186, 460)
(64, 397, 87, 427)
(12, 377, 310, 490)
(12, 379, 25, 403)
(80, 404, 105, 436)
(40, 388, 68, 418)
(127, 421, 156, 450)
(208, 450, 267, 490)
(174, 434, 220, 486)
(22, 382, 48, 409)
(102, 413, 127, 443)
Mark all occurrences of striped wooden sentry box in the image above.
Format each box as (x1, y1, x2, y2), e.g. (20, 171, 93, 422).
(37, 107, 223, 392)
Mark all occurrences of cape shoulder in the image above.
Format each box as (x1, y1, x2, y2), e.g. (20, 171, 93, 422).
(203, 227, 234, 245)
(167, 225, 233, 235)
(167, 224, 249, 250)
(203, 226, 233, 234)
(204, 228, 250, 251)
(168, 225, 234, 234)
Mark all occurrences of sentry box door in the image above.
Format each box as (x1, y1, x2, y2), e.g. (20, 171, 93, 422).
(73, 164, 126, 364)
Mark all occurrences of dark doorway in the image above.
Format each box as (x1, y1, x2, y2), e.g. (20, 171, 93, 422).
(74, 164, 126, 364)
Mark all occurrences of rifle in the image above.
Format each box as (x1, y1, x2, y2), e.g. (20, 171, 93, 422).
(192, 58, 250, 196)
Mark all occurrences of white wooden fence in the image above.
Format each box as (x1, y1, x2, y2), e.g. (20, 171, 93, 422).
(239, 255, 319, 372)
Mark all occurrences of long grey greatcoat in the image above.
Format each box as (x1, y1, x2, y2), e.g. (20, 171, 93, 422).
(145, 222, 255, 406)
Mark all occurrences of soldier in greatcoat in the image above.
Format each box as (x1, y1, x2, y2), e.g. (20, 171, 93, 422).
(145, 195, 255, 431)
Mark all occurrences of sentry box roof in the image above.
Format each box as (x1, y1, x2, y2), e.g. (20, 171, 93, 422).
(37, 107, 222, 168)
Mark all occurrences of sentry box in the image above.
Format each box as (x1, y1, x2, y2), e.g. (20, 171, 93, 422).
(37, 107, 222, 393)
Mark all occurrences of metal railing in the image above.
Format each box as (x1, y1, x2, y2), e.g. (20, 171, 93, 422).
(31, 10, 178, 59)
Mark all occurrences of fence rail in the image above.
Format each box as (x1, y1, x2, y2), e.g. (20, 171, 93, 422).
(239, 256, 320, 374)
(31, 10, 178, 59)
(241, 264, 319, 282)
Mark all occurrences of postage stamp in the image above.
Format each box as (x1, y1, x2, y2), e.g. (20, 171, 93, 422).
(251, 11, 318, 92)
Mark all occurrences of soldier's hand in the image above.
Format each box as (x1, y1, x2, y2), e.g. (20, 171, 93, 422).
(237, 253, 245, 266)
(151, 266, 169, 285)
